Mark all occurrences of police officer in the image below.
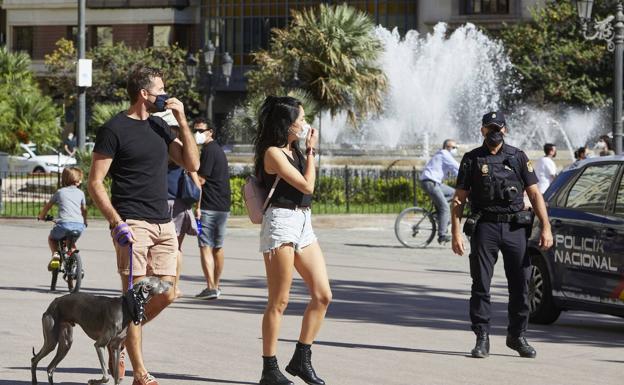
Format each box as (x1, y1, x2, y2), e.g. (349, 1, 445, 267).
(450, 111, 553, 359)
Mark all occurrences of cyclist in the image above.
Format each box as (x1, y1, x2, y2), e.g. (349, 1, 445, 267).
(37, 167, 88, 270)
(419, 139, 460, 244)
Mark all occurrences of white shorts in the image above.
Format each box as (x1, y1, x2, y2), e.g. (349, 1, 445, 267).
(259, 206, 317, 253)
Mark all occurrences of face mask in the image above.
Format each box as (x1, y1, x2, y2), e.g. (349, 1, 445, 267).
(485, 130, 504, 147)
(595, 141, 606, 150)
(298, 123, 310, 139)
(194, 131, 206, 145)
(153, 93, 169, 112)
(450, 148, 458, 155)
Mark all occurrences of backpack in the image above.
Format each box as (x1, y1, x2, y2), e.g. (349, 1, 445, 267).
(242, 175, 281, 224)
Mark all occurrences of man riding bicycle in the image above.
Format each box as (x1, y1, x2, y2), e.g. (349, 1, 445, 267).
(419, 139, 460, 244)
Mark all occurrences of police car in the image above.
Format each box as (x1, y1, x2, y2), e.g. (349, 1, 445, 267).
(527, 156, 624, 324)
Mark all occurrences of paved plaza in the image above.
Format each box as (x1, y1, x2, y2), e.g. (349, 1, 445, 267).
(0, 216, 622, 385)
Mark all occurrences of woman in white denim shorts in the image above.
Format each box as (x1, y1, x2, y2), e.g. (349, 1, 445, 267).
(254, 96, 332, 385)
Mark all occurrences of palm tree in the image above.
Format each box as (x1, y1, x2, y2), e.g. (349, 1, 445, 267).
(247, 3, 387, 125)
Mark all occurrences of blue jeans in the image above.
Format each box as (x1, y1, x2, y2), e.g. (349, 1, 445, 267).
(420, 180, 455, 238)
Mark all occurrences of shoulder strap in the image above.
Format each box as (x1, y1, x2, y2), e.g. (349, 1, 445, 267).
(262, 176, 281, 211)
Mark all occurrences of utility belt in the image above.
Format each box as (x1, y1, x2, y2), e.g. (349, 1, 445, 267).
(270, 202, 310, 210)
(463, 210, 534, 236)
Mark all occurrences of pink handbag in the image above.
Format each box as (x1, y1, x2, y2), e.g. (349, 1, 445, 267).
(242, 175, 281, 224)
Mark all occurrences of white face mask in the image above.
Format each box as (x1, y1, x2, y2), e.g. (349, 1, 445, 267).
(595, 141, 606, 150)
(291, 122, 310, 140)
(194, 132, 206, 145)
(450, 148, 458, 155)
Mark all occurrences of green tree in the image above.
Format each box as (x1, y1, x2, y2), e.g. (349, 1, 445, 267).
(246, 3, 387, 124)
(0, 47, 59, 153)
(500, 1, 612, 106)
(44, 40, 201, 135)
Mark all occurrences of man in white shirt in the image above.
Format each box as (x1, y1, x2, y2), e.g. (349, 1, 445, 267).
(534, 143, 557, 193)
(420, 139, 460, 243)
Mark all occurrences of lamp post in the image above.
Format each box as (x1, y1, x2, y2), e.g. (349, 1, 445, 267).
(576, 0, 624, 155)
(185, 52, 198, 83)
(222, 52, 233, 87)
(202, 42, 216, 120)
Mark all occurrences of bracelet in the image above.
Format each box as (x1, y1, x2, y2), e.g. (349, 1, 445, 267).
(306, 147, 316, 156)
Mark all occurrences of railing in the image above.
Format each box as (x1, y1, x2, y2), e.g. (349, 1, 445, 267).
(1, 167, 430, 218)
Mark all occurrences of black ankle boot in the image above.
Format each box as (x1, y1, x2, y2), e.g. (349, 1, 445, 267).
(506, 335, 536, 358)
(259, 356, 293, 385)
(285, 342, 326, 385)
(471, 331, 490, 358)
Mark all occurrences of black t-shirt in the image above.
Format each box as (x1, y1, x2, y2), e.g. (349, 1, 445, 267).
(64, 136, 77, 151)
(261, 148, 313, 207)
(93, 112, 175, 223)
(456, 142, 538, 213)
(198, 141, 231, 212)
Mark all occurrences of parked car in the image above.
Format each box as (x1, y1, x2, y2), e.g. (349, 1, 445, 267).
(7, 143, 76, 174)
(527, 156, 624, 324)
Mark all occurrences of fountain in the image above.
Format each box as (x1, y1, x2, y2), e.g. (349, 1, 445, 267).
(318, 23, 608, 161)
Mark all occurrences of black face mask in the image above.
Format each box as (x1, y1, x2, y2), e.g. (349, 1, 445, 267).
(485, 130, 504, 147)
(154, 94, 169, 112)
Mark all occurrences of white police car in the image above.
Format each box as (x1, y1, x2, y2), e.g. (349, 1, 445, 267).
(528, 156, 624, 324)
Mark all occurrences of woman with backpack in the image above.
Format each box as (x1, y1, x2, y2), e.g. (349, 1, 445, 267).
(254, 96, 332, 385)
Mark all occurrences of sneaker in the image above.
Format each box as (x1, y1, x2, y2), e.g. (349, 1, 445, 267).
(195, 288, 219, 300)
(216, 287, 222, 298)
(47, 253, 61, 271)
(438, 235, 452, 244)
(132, 373, 158, 385)
(108, 347, 125, 379)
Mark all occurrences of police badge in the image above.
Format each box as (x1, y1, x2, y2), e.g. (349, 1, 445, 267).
(527, 161, 534, 172)
(481, 164, 489, 175)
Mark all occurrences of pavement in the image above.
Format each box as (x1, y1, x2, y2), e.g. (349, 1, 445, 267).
(0, 215, 622, 385)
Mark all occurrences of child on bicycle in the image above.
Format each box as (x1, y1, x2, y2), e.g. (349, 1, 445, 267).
(37, 167, 88, 270)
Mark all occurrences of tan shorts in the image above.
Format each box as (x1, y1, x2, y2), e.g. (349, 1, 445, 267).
(113, 219, 178, 277)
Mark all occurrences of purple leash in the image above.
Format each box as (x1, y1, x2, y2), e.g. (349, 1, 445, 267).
(112, 222, 134, 289)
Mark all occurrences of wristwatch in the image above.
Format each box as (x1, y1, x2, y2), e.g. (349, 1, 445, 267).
(306, 147, 316, 156)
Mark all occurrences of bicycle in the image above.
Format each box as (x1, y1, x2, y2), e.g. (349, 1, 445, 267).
(394, 201, 439, 248)
(43, 215, 84, 293)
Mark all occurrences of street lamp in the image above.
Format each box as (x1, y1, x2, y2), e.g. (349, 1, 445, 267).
(222, 52, 233, 87)
(203, 41, 216, 75)
(185, 52, 198, 81)
(576, 0, 624, 154)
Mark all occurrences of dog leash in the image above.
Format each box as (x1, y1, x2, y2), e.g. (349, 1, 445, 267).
(112, 222, 134, 289)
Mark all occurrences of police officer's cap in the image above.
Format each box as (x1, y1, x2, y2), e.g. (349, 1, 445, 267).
(482, 111, 506, 128)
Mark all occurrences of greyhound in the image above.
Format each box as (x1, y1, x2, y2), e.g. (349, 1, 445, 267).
(31, 276, 172, 385)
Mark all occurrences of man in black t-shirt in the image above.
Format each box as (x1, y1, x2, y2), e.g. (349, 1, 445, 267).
(88, 66, 199, 385)
(193, 118, 231, 300)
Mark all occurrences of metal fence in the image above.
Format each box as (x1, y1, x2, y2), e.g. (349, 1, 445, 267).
(1, 166, 425, 218)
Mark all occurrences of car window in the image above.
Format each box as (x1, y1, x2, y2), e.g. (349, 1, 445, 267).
(615, 173, 624, 217)
(565, 163, 619, 212)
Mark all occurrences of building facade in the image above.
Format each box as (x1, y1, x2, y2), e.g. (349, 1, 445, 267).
(1, 0, 543, 129)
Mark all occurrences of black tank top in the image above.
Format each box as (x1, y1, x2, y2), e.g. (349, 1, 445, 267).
(261, 149, 313, 207)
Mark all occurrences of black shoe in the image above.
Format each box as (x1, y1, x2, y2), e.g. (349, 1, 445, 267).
(438, 235, 452, 244)
(506, 335, 536, 358)
(470, 331, 490, 358)
(259, 356, 293, 385)
(285, 342, 326, 385)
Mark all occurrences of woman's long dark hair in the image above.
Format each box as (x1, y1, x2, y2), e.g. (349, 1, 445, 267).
(253, 95, 303, 177)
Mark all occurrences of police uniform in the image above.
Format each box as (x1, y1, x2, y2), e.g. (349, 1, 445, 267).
(456, 112, 539, 357)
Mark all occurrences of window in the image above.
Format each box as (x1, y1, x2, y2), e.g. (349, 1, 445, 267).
(614, 172, 624, 217)
(565, 164, 619, 212)
(460, 0, 509, 15)
(151, 25, 172, 47)
(13, 26, 33, 57)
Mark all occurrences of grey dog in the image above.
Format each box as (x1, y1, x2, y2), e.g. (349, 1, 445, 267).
(31, 276, 171, 385)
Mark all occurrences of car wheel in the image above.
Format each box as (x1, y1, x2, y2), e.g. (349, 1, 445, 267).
(33, 166, 45, 173)
(529, 254, 561, 324)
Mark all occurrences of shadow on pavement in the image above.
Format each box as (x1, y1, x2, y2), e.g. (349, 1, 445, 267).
(175, 276, 624, 349)
(17, 367, 256, 384)
(344, 243, 406, 249)
(0, 285, 121, 297)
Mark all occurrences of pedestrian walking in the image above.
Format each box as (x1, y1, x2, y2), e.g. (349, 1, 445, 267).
(254, 96, 331, 385)
(155, 109, 201, 299)
(88, 65, 199, 385)
(419, 138, 460, 244)
(450, 111, 553, 359)
(534, 143, 557, 193)
(194, 117, 231, 300)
